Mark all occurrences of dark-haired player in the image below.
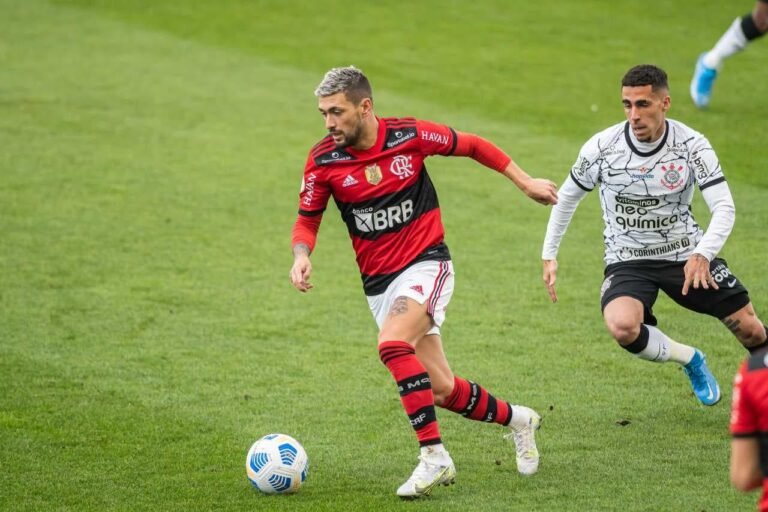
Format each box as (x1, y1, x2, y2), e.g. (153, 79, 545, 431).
(289, 66, 557, 498)
(542, 64, 767, 407)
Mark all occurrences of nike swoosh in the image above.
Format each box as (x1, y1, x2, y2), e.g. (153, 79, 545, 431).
(727, 279, 737, 287)
(706, 386, 714, 401)
(607, 171, 625, 177)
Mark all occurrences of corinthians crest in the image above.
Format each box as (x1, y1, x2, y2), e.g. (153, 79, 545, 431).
(365, 164, 382, 185)
(660, 164, 685, 190)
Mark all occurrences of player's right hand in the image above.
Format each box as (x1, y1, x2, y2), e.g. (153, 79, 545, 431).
(290, 254, 314, 292)
(542, 259, 558, 303)
(525, 178, 558, 206)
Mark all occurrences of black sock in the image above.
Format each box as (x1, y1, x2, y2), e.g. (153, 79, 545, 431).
(741, 14, 766, 41)
(621, 325, 649, 354)
(747, 326, 768, 353)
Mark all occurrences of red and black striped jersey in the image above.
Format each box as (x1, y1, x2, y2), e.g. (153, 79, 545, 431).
(731, 351, 768, 512)
(297, 117, 458, 295)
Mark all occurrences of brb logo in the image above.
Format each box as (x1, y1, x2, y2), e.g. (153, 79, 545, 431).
(353, 199, 414, 233)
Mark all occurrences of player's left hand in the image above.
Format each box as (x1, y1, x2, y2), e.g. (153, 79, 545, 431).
(542, 259, 559, 303)
(523, 178, 558, 205)
(682, 253, 718, 296)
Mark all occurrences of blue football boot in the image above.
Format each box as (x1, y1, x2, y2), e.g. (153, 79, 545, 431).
(683, 350, 721, 405)
(690, 53, 718, 109)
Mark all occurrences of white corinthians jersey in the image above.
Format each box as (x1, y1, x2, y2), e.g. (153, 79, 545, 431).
(543, 119, 734, 265)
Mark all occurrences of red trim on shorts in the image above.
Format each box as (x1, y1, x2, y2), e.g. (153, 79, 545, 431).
(428, 261, 450, 316)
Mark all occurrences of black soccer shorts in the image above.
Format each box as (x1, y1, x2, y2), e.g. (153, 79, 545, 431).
(599, 258, 751, 325)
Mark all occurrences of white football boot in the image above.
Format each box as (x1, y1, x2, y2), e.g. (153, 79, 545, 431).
(504, 406, 541, 475)
(396, 447, 456, 499)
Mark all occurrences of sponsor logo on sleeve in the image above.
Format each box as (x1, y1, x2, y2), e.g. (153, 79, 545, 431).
(692, 154, 710, 180)
(573, 157, 590, 179)
(420, 131, 450, 145)
(302, 173, 316, 206)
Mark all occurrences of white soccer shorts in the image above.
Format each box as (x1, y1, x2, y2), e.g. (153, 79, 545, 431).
(367, 260, 454, 336)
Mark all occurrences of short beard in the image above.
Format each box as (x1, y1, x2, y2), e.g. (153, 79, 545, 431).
(333, 118, 363, 149)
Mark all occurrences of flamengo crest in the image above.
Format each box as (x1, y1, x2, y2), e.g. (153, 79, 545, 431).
(389, 155, 414, 179)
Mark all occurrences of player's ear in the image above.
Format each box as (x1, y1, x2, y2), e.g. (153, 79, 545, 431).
(661, 94, 671, 113)
(360, 97, 373, 117)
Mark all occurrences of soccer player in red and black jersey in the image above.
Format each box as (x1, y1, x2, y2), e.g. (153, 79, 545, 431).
(731, 348, 768, 511)
(289, 66, 558, 498)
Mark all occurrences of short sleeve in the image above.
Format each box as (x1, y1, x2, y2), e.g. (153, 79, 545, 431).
(415, 119, 457, 157)
(569, 140, 600, 191)
(297, 156, 331, 216)
(689, 135, 725, 191)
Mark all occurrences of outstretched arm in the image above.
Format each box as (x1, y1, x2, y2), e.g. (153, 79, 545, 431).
(453, 131, 558, 205)
(501, 159, 558, 205)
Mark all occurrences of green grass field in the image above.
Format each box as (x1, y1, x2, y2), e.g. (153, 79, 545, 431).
(2, 1, 766, 510)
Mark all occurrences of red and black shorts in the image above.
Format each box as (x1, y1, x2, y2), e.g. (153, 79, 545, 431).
(600, 258, 751, 325)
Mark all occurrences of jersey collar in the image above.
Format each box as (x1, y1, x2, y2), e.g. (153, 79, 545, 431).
(346, 116, 386, 158)
(624, 120, 669, 157)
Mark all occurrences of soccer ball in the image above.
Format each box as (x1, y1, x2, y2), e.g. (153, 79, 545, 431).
(245, 433, 309, 494)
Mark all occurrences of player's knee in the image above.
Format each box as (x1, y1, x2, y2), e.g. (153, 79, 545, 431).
(605, 320, 640, 344)
(377, 329, 414, 345)
(753, 12, 768, 32)
(740, 322, 768, 346)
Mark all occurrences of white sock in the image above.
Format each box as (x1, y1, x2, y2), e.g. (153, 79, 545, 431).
(635, 325, 695, 364)
(421, 444, 450, 461)
(704, 17, 748, 68)
(508, 405, 533, 429)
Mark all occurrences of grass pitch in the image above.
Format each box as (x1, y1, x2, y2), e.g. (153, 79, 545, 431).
(1, 1, 766, 510)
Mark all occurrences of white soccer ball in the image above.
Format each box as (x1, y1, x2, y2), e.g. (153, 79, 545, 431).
(245, 433, 309, 494)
